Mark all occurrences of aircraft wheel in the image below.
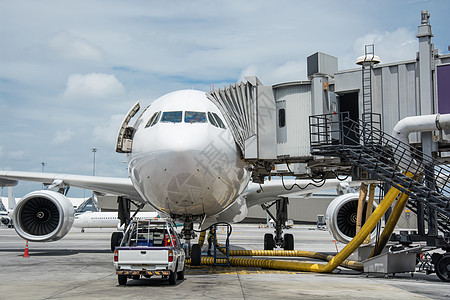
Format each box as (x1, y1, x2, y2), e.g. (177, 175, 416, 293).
(111, 232, 123, 252)
(118, 275, 127, 285)
(284, 233, 294, 250)
(191, 244, 201, 266)
(435, 254, 450, 282)
(264, 233, 274, 250)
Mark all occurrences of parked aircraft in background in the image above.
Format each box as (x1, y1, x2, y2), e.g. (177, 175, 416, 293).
(0, 90, 360, 258)
(73, 211, 159, 232)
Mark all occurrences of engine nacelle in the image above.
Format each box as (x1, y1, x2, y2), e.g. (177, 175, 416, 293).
(326, 193, 378, 244)
(12, 190, 75, 242)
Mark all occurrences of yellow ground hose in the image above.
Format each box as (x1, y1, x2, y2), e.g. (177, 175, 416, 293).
(369, 192, 410, 258)
(197, 230, 206, 248)
(322, 185, 401, 272)
(188, 185, 402, 273)
(214, 248, 363, 271)
(186, 256, 363, 271)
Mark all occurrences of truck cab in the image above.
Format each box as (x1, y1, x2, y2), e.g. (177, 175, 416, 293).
(113, 217, 185, 285)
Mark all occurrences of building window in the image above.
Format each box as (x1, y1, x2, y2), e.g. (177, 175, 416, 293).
(279, 109, 286, 128)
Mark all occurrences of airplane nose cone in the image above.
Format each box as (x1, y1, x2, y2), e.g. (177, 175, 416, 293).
(157, 126, 211, 153)
(128, 118, 249, 216)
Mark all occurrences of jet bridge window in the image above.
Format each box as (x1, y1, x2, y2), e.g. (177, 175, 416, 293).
(278, 108, 286, 128)
(161, 111, 182, 123)
(185, 111, 207, 123)
(208, 112, 226, 129)
(145, 111, 161, 128)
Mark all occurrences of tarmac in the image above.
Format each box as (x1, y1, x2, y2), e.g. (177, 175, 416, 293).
(0, 224, 448, 300)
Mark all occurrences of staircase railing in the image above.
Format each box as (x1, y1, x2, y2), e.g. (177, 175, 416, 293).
(309, 112, 450, 234)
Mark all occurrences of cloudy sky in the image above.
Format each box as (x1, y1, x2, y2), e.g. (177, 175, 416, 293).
(1, 0, 449, 197)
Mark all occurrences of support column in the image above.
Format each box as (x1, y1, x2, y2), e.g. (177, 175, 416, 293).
(364, 183, 376, 244)
(356, 182, 368, 235)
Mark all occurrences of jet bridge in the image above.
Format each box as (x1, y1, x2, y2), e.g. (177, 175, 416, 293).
(206, 72, 343, 183)
(207, 76, 277, 161)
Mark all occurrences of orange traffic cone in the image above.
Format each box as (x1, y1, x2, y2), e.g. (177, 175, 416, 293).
(23, 241, 30, 258)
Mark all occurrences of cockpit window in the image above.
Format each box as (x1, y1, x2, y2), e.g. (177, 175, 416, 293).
(185, 111, 207, 123)
(161, 111, 182, 123)
(145, 111, 161, 128)
(211, 112, 226, 129)
(207, 112, 218, 127)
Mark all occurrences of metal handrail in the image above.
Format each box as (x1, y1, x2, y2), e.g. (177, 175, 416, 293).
(309, 112, 450, 232)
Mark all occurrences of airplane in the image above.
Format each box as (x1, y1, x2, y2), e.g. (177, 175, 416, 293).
(0, 89, 362, 259)
(73, 211, 159, 233)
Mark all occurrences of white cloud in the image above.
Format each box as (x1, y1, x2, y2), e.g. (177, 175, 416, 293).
(63, 73, 126, 100)
(47, 30, 104, 61)
(238, 66, 260, 83)
(341, 27, 418, 69)
(8, 150, 25, 160)
(271, 60, 306, 84)
(51, 129, 75, 145)
(92, 114, 125, 147)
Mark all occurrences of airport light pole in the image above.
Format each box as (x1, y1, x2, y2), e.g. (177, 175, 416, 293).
(91, 148, 98, 212)
(41, 162, 46, 189)
(91, 148, 97, 176)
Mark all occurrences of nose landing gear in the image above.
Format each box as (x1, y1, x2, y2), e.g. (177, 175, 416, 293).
(177, 215, 202, 265)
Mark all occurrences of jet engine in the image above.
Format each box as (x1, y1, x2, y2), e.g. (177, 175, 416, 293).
(326, 193, 378, 244)
(12, 190, 75, 242)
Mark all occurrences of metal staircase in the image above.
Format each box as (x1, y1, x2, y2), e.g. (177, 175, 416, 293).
(309, 112, 450, 246)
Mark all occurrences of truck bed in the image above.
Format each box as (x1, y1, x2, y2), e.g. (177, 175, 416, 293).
(116, 246, 171, 267)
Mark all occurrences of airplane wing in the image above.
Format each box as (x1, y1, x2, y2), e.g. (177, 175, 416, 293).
(244, 178, 358, 208)
(200, 178, 357, 229)
(0, 171, 143, 202)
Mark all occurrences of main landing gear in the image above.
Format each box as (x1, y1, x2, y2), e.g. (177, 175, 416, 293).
(110, 197, 144, 252)
(261, 197, 294, 250)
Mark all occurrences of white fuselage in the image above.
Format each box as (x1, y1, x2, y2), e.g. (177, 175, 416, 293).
(128, 90, 251, 217)
(73, 211, 159, 229)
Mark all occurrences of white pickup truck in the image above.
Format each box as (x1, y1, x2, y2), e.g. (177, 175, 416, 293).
(113, 217, 186, 285)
